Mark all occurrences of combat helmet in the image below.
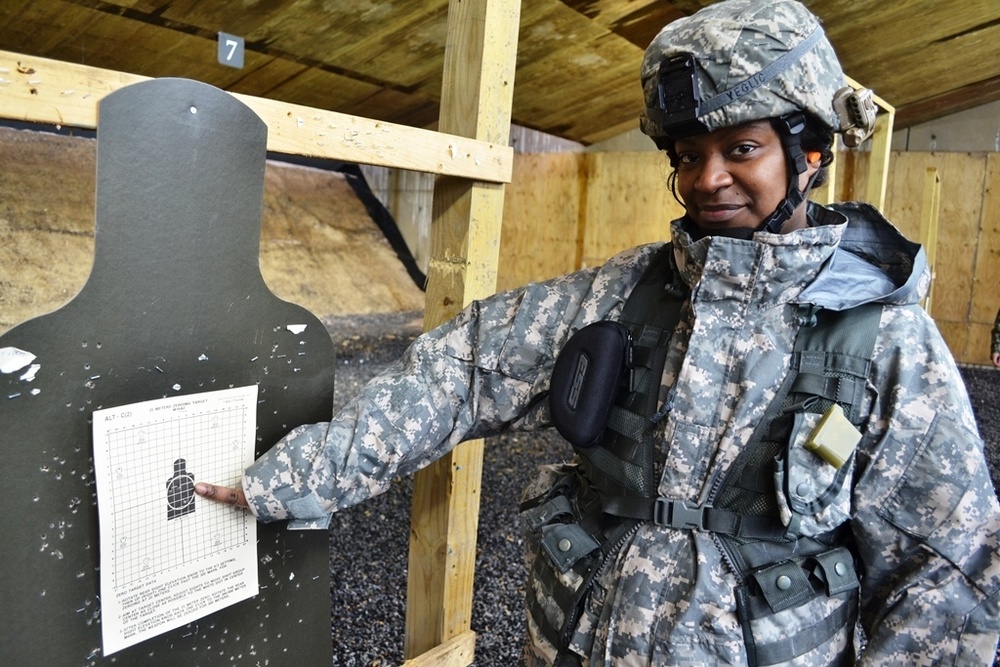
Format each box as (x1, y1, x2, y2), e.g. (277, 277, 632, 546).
(639, 0, 876, 233)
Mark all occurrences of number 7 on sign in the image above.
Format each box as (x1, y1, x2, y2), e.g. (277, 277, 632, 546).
(217, 32, 245, 69)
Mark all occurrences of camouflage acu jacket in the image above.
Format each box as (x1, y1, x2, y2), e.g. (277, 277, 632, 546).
(242, 202, 1000, 666)
(993, 307, 1000, 356)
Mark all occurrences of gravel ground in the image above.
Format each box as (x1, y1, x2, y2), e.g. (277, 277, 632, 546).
(320, 314, 1000, 665)
(960, 364, 1000, 492)
(322, 313, 570, 665)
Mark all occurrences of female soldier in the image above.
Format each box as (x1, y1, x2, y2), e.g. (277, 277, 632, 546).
(198, 1, 1000, 664)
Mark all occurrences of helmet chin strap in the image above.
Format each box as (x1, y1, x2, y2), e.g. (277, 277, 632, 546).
(759, 113, 813, 234)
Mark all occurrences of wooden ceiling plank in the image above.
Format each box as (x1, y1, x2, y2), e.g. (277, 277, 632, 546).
(336, 87, 442, 130)
(250, 2, 443, 66)
(559, 0, 666, 23)
(604, 3, 685, 48)
(821, 0, 997, 67)
(94, 0, 172, 11)
(224, 57, 311, 99)
(263, 66, 383, 111)
(25, 4, 452, 128)
(846, 25, 1000, 109)
(325, 7, 452, 90)
(0, 0, 39, 33)
(557, 0, 684, 48)
(664, 0, 713, 16)
(517, 1, 607, 64)
(0, 1, 99, 56)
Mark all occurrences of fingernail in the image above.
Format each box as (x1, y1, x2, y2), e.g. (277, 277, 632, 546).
(194, 483, 209, 495)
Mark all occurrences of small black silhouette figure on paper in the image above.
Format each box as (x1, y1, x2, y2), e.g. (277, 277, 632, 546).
(166, 458, 196, 520)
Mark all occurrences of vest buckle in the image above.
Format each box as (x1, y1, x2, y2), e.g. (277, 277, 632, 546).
(654, 498, 709, 530)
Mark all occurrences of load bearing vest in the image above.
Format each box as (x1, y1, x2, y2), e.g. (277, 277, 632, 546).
(526, 243, 882, 664)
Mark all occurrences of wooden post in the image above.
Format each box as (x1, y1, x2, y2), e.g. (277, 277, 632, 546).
(846, 76, 895, 211)
(919, 167, 942, 312)
(404, 0, 520, 663)
(865, 111, 895, 210)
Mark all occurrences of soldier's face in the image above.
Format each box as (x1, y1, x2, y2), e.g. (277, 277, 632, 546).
(673, 120, 817, 236)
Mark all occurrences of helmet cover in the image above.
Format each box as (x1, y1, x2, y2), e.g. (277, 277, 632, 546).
(639, 0, 847, 140)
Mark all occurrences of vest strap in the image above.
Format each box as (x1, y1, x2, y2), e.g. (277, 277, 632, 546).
(601, 496, 787, 540)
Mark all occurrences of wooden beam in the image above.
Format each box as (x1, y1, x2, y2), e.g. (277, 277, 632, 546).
(400, 629, 476, 667)
(846, 75, 895, 211)
(919, 167, 941, 312)
(404, 0, 520, 662)
(865, 111, 894, 210)
(0, 49, 512, 183)
(894, 73, 1000, 129)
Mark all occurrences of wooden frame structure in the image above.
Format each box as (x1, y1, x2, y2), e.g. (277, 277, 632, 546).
(813, 76, 896, 209)
(919, 167, 942, 312)
(0, 1, 519, 664)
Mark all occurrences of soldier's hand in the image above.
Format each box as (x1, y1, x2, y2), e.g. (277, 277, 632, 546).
(195, 482, 248, 509)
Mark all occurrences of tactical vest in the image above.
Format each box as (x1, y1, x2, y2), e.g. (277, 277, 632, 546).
(524, 244, 883, 666)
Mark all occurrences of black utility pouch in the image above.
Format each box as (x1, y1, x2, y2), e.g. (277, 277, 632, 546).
(549, 321, 632, 448)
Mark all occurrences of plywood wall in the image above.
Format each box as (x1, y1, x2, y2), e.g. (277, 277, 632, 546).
(500, 149, 999, 366)
(497, 152, 582, 292)
(844, 151, 998, 365)
(497, 151, 683, 292)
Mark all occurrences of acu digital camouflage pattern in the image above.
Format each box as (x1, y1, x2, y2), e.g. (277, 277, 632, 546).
(993, 308, 1000, 357)
(242, 201, 1000, 665)
(639, 0, 847, 140)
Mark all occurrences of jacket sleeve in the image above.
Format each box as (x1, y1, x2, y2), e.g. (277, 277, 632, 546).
(992, 307, 1000, 356)
(238, 263, 628, 523)
(853, 305, 1000, 665)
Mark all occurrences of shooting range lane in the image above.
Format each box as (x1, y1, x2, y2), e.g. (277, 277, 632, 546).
(4, 85, 1000, 666)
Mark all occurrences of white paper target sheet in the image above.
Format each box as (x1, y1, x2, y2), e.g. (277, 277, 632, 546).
(92, 385, 259, 655)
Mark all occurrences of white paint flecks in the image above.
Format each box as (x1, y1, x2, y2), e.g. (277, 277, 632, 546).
(0, 346, 36, 374)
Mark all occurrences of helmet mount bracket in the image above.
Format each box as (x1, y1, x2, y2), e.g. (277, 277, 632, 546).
(652, 53, 709, 138)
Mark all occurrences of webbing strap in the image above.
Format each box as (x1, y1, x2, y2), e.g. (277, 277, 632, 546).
(798, 350, 871, 377)
(753, 595, 856, 665)
(577, 244, 685, 498)
(789, 372, 865, 406)
(795, 304, 882, 358)
(606, 406, 647, 442)
(601, 496, 787, 540)
(791, 302, 883, 423)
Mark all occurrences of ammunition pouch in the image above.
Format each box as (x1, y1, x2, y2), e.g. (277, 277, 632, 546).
(521, 468, 638, 663)
(736, 546, 860, 666)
